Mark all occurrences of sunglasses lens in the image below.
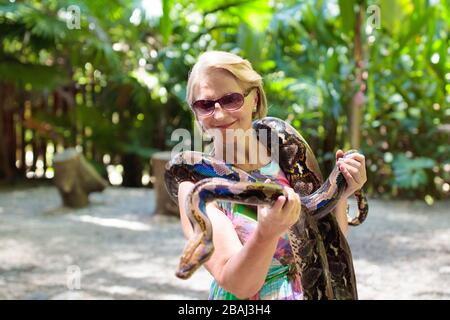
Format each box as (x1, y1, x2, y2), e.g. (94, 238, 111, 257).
(192, 100, 214, 116)
(192, 93, 245, 117)
(220, 93, 244, 110)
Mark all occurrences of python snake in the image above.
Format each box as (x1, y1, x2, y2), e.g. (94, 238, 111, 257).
(164, 117, 368, 300)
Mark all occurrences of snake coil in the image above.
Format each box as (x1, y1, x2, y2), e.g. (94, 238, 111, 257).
(165, 117, 368, 300)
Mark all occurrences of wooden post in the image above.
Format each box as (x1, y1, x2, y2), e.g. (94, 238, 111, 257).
(0, 82, 16, 181)
(349, 5, 366, 150)
(151, 151, 178, 216)
(53, 148, 108, 208)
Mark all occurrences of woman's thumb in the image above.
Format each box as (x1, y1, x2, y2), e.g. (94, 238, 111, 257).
(336, 149, 344, 161)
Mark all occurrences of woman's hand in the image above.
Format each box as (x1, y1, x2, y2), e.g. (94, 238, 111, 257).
(257, 181, 301, 239)
(335, 149, 367, 198)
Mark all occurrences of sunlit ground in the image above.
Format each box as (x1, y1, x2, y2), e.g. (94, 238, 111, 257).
(0, 186, 449, 300)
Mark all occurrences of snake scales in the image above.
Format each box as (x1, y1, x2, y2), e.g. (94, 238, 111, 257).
(164, 117, 368, 300)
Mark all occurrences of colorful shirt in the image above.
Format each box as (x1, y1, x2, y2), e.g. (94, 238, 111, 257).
(208, 159, 303, 300)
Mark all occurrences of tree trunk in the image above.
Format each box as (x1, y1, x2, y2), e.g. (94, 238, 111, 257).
(0, 82, 16, 181)
(0, 104, 10, 180)
(349, 4, 366, 150)
(53, 148, 108, 208)
(122, 153, 143, 187)
(349, 91, 364, 149)
(151, 151, 178, 216)
(323, 116, 338, 175)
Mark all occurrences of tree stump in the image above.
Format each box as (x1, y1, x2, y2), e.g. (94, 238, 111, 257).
(53, 148, 109, 208)
(151, 151, 178, 216)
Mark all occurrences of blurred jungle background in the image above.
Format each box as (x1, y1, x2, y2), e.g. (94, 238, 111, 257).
(1, 0, 448, 199)
(0, 0, 449, 300)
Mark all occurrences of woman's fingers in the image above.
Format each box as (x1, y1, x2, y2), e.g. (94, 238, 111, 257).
(339, 158, 361, 169)
(349, 153, 365, 163)
(335, 150, 368, 198)
(339, 158, 366, 184)
(338, 157, 368, 189)
(271, 195, 286, 213)
(338, 162, 358, 183)
(281, 187, 300, 218)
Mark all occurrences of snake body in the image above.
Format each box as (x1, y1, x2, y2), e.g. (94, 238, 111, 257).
(165, 117, 368, 300)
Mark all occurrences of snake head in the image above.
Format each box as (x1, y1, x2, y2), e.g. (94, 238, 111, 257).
(175, 234, 214, 279)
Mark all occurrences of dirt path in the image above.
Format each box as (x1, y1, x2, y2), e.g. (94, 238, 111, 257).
(0, 186, 449, 299)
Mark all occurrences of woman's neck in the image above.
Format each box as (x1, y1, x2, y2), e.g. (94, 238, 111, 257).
(213, 130, 271, 171)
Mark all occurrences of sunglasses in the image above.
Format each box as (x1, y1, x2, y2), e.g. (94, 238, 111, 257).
(191, 88, 255, 117)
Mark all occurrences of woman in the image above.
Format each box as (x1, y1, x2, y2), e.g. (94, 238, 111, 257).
(177, 51, 367, 300)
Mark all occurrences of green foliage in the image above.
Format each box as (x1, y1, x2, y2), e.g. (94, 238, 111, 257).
(0, 0, 448, 198)
(392, 154, 435, 189)
(0, 59, 67, 90)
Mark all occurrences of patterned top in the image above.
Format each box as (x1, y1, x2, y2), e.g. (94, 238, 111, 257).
(208, 159, 303, 300)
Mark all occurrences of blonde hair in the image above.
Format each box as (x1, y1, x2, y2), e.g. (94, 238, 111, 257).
(186, 51, 268, 120)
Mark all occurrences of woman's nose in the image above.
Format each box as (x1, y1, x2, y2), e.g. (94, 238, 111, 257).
(213, 102, 225, 120)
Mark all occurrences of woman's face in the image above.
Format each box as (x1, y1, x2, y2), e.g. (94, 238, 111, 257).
(191, 68, 257, 135)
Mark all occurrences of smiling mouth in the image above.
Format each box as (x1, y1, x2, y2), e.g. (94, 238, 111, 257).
(215, 120, 237, 129)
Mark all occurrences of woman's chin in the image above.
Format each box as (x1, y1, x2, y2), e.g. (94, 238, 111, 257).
(216, 120, 238, 131)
